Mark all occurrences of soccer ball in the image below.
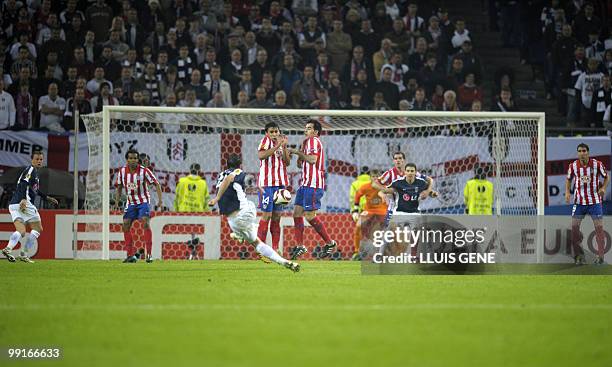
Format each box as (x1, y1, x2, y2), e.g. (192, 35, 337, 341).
(273, 189, 292, 205)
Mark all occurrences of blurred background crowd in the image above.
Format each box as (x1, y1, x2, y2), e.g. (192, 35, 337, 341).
(0, 0, 610, 133)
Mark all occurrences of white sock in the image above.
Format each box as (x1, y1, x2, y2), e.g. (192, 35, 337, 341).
(19, 235, 27, 255)
(256, 242, 288, 265)
(6, 231, 22, 250)
(21, 230, 40, 256)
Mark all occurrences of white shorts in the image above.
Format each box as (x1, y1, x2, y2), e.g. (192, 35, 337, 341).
(9, 203, 41, 223)
(227, 201, 259, 244)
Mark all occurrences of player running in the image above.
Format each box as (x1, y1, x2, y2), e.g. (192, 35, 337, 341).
(288, 119, 336, 259)
(565, 143, 609, 265)
(380, 163, 438, 257)
(208, 155, 300, 272)
(114, 149, 163, 263)
(257, 122, 291, 252)
(2, 150, 58, 263)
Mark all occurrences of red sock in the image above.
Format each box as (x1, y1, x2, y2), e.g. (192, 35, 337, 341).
(308, 216, 331, 243)
(410, 243, 418, 258)
(595, 225, 605, 258)
(144, 228, 152, 255)
(571, 225, 584, 256)
(293, 217, 304, 245)
(270, 220, 281, 251)
(124, 231, 133, 257)
(257, 219, 269, 242)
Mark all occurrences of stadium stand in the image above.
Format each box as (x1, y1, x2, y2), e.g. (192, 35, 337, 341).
(0, 0, 609, 134)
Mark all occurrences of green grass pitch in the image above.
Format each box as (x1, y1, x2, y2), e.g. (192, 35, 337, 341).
(1, 260, 610, 367)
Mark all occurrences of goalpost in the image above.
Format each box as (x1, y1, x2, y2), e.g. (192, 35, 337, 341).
(79, 107, 545, 261)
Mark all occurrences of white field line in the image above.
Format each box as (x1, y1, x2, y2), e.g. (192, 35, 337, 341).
(1, 303, 611, 311)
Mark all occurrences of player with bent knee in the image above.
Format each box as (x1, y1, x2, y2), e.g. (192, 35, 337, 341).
(208, 155, 300, 272)
(2, 150, 58, 263)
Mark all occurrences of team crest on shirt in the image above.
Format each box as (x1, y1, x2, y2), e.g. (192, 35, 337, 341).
(579, 175, 591, 183)
(437, 176, 459, 204)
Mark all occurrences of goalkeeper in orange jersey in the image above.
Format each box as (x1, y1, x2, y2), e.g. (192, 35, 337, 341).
(351, 169, 388, 260)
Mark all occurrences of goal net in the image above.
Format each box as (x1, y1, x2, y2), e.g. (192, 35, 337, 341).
(79, 107, 545, 261)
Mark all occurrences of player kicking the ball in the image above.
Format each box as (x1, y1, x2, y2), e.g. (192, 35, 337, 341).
(208, 155, 300, 272)
(2, 150, 58, 263)
(287, 119, 336, 259)
(114, 149, 163, 263)
(257, 122, 291, 253)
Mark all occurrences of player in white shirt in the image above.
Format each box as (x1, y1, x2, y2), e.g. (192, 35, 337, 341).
(38, 82, 66, 133)
(2, 150, 58, 263)
(208, 155, 300, 272)
(0, 79, 16, 130)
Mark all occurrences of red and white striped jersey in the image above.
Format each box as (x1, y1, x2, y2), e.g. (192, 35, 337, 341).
(300, 136, 325, 188)
(115, 165, 159, 205)
(567, 158, 608, 205)
(378, 167, 403, 186)
(258, 136, 288, 187)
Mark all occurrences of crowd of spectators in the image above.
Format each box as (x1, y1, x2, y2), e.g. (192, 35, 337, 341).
(0, 0, 610, 133)
(494, 0, 610, 128)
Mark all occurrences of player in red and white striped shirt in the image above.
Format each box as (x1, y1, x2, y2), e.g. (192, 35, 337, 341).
(287, 120, 336, 259)
(114, 149, 163, 263)
(565, 143, 610, 265)
(256, 122, 291, 251)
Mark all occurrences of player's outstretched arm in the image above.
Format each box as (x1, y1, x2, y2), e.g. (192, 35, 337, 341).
(208, 173, 236, 207)
(46, 196, 58, 206)
(34, 185, 54, 206)
(420, 178, 435, 199)
(288, 148, 316, 164)
(380, 187, 395, 195)
(371, 179, 385, 191)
